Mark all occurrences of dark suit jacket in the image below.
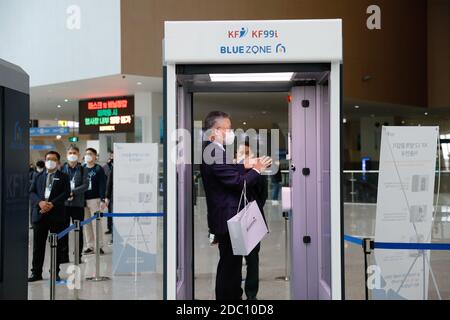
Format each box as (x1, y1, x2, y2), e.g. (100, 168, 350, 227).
(200, 142, 261, 235)
(29, 170, 71, 224)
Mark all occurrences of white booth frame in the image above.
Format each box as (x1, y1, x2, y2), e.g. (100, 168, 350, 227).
(163, 19, 343, 300)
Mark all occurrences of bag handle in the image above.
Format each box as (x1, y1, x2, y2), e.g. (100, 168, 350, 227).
(237, 180, 249, 215)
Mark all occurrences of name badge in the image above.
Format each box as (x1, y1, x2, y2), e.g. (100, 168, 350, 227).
(70, 179, 75, 191)
(88, 179, 92, 191)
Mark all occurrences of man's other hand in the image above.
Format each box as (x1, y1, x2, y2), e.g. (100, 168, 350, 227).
(253, 156, 272, 172)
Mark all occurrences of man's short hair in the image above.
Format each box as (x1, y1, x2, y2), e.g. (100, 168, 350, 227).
(86, 147, 97, 155)
(45, 151, 61, 161)
(204, 111, 230, 130)
(68, 145, 80, 153)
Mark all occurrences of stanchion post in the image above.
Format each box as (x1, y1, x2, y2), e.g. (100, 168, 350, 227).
(74, 220, 81, 299)
(275, 212, 290, 281)
(86, 213, 110, 282)
(49, 233, 58, 300)
(363, 238, 373, 300)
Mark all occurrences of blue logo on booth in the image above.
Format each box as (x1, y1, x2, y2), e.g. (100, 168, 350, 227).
(276, 43, 286, 53)
(239, 27, 248, 38)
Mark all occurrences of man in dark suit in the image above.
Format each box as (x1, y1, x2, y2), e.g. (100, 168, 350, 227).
(29, 151, 71, 282)
(200, 111, 272, 300)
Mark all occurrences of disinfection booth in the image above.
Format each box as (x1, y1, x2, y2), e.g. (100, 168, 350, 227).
(163, 19, 343, 300)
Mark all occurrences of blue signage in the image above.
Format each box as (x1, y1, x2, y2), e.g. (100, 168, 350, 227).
(30, 144, 55, 151)
(30, 127, 69, 136)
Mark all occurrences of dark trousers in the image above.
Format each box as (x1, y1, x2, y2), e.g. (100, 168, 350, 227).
(244, 243, 260, 299)
(61, 206, 84, 262)
(31, 218, 65, 276)
(215, 233, 243, 300)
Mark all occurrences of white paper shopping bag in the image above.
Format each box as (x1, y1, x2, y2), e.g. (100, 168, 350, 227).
(227, 182, 268, 255)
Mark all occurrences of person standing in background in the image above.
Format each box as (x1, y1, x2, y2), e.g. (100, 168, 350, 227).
(103, 151, 114, 235)
(30, 160, 45, 183)
(105, 161, 114, 245)
(28, 151, 70, 282)
(236, 142, 268, 300)
(271, 167, 282, 205)
(60, 145, 89, 263)
(83, 148, 107, 255)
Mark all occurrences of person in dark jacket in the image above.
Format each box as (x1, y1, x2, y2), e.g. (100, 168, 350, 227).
(200, 111, 272, 300)
(103, 152, 114, 235)
(82, 148, 107, 255)
(105, 165, 113, 244)
(29, 160, 45, 183)
(60, 145, 89, 262)
(28, 151, 71, 282)
(236, 142, 268, 300)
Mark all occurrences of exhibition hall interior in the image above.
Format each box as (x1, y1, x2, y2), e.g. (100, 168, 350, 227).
(0, 0, 450, 302)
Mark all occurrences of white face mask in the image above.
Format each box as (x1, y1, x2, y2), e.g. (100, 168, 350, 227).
(67, 154, 78, 162)
(36, 168, 44, 173)
(45, 160, 57, 170)
(84, 155, 93, 163)
(224, 130, 235, 146)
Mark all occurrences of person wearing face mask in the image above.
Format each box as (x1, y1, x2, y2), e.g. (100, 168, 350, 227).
(236, 142, 268, 300)
(60, 145, 89, 263)
(82, 148, 107, 255)
(200, 111, 272, 300)
(29, 160, 45, 183)
(28, 151, 70, 282)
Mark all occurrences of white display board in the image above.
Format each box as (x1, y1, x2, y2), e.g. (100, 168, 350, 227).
(112, 143, 159, 274)
(374, 126, 438, 300)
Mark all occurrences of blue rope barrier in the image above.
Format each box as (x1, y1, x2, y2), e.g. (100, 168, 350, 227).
(55, 212, 163, 240)
(344, 234, 450, 251)
(344, 235, 363, 246)
(57, 224, 76, 240)
(103, 212, 164, 218)
(80, 213, 99, 227)
(374, 242, 450, 251)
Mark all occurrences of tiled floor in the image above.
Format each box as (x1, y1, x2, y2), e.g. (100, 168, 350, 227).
(28, 195, 450, 300)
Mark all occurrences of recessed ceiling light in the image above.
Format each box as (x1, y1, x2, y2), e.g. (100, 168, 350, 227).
(262, 111, 267, 114)
(137, 82, 143, 85)
(343, 118, 347, 124)
(210, 72, 294, 82)
(401, 120, 406, 124)
(354, 105, 360, 109)
(57, 105, 62, 108)
(243, 121, 247, 125)
(64, 99, 69, 102)
(424, 112, 428, 116)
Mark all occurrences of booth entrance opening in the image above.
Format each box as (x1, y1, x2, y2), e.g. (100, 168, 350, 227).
(164, 20, 343, 300)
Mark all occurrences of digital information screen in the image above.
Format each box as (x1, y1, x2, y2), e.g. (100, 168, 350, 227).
(79, 96, 135, 134)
